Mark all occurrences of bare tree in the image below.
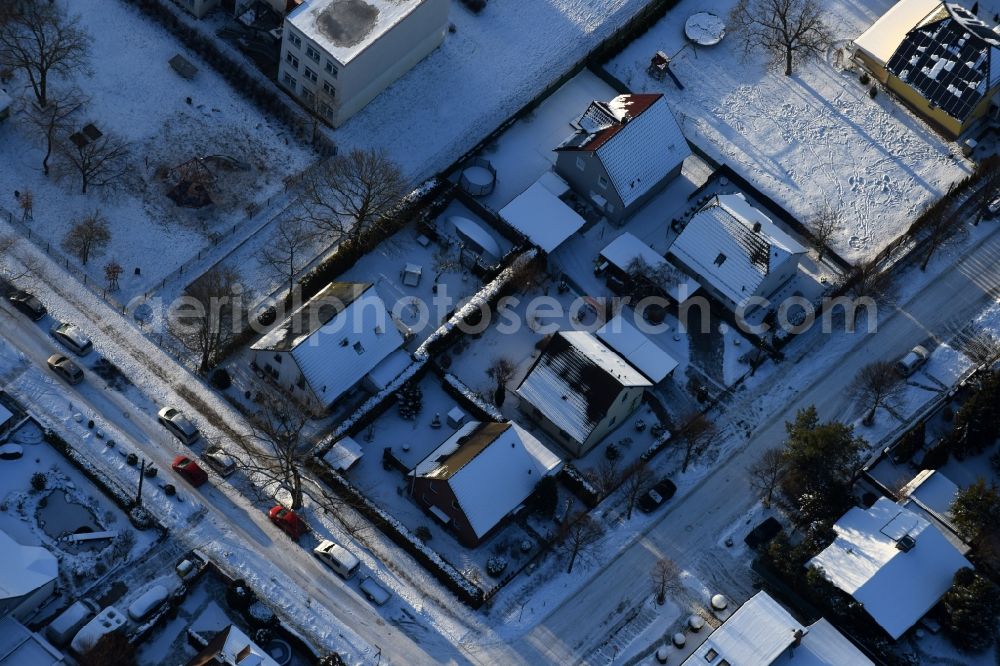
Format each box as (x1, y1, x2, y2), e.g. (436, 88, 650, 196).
(241, 403, 311, 510)
(298, 148, 406, 245)
(0, 234, 40, 280)
(591, 458, 621, 499)
(846, 259, 892, 328)
(919, 206, 966, 271)
(486, 356, 515, 406)
(809, 201, 842, 262)
(23, 87, 86, 176)
(679, 412, 718, 473)
(850, 361, 905, 426)
(257, 217, 316, 296)
(729, 0, 832, 76)
(59, 128, 130, 194)
(0, 2, 89, 108)
(621, 460, 655, 520)
(104, 260, 122, 292)
(651, 557, 682, 605)
(748, 447, 786, 508)
(168, 266, 249, 372)
(556, 512, 605, 574)
(62, 210, 109, 265)
(958, 327, 1000, 367)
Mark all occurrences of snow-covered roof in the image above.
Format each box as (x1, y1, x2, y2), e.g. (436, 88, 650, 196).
(0, 529, 57, 604)
(668, 194, 806, 309)
(596, 314, 678, 383)
(498, 180, 585, 253)
(683, 592, 873, 666)
(556, 94, 690, 207)
(854, 0, 942, 65)
(365, 348, 412, 390)
(883, 3, 1000, 122)
(190, 624, 278, 666)
(808, 497, 971, 639)
(286, 0, 428, 65)
(0, 617, 64, 666)
(900, 469, 959, 525)
(683, 591, 803, 665)
(322, 436, 364, 471)
(599, 232, 701, 302)
(411, 422, 561, 539)
(446, 216, 502, 259)
(252, 283, 404, 408)
(516, 331, 650, 446)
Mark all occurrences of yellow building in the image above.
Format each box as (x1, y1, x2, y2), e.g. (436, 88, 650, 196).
(854, 0, 1000, 139)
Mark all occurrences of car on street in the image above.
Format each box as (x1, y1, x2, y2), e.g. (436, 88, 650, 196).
(202, 447, 236, 477)
(47, 354, 84, 385)
(313, 539, 360, 579)
(171, 456, 208, 487)
(744, 517, 783, 550)
(988, 195, 1000, 216)
(8, 290, 46, 320)
(895, 345, 929, 377)
(50, 321, 93, 356)
(157, 407, 200, 445)
(268, 505, 307, 539)
(359, 577, 391, 606)
(638, 478, 677, 513)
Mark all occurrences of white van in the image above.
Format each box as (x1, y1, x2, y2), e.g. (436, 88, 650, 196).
(46, 599, 99, 647)
(70, 606, 126, 655)
(313, 540, 360, 579)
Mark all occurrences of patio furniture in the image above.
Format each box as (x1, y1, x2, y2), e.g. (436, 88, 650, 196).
(402, 263, 422, 287)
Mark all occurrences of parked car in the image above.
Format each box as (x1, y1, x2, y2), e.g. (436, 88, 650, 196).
(202, 447, 236, 477)
(988, 195, 1000, 216)
(359, 576, 391, 606)
(744, 517, 783, 550)
(314, 539, 360, 579)
(50, 321, 93, 356)
(157, 407, 200, 445)
(638, 478, 677, 513)
(895, 345, 929, 377)
(171, 456, 208, 487)
(45, 599, 100, 647)
(47, 354, 84, 385)
(127, 585, 168, 621)
(8, 290, 46, 320)
(268, 505, 307, 539)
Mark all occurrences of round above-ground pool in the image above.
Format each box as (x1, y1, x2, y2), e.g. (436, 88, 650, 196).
(685, 12, 726, 46)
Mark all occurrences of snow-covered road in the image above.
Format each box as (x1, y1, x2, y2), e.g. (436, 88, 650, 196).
(506, 223, 1000, 664)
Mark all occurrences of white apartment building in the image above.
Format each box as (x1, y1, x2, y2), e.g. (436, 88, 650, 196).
(277, 0, 448, 126)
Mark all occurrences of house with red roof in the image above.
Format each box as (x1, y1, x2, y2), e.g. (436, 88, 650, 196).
(554, 93, 690, 224)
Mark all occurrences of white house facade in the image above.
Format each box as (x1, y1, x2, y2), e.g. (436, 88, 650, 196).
(277, 0, 449, 126)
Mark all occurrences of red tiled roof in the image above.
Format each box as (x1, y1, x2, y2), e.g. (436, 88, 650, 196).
(557, 93, 663, 152)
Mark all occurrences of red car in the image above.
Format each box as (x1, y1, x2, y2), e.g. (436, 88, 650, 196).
(268, 506, 307, 539)
(171, 456, 208, 487)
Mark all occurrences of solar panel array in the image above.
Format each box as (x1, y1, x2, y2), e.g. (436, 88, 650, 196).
(886, 5, 1000, 122)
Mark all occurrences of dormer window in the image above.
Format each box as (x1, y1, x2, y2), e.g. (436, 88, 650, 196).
(353, 341, 365, 355)
(714, 253, 727, 266)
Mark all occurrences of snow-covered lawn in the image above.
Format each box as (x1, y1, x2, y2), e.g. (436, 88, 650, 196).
(333, 0, 668, 181)
(0, 0, 314, 303)
(605, 0, 972, 264)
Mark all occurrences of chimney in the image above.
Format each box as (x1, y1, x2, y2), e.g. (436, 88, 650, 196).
(752, 221, 762, 233)
(792, 628, 805, 647)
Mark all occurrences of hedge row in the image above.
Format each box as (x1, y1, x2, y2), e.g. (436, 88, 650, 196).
(559, 464, 601, 508)
(308, 461, 486, 607)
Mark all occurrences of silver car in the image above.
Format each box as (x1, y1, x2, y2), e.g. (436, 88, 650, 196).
(47, 354, 84, 385)
(51, 322, 93, 356)
(157, 407, 200, 445)
(895, 345, 929, 376)
(202, 447, 236, 477)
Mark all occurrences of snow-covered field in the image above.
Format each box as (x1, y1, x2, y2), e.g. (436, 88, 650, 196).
(605, 0, 972, 264)
(0, 0, 314, 303)
(333, 0, 664, 181)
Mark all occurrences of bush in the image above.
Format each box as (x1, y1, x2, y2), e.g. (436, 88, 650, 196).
(460, 0, 487, 12)
(226, 579, 255, 611)
(129, 506, 153, 530)
(30, 472, 47, 491)
(486, 556, 508, 577)
(164, 484, 176, 497)
(415, 525, 432, 542)
(143, 465, 158, 478)
(859, 72, 870, 85)
(126, 453, 138, 466)
(869, 85, 878, 99)
(210, 368, 232, 390)
(605, 444, 620, 461)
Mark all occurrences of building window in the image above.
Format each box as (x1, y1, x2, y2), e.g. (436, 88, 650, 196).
(303, 67, 317, 83)
(296, 375, 305, 390)
(282, 73, 296, 91)
(705, 649, 718, 662)
(322, 81, 336, 97)
(301, 88, 315, 104)
(598, 175, 608, 189)
(325, 60, 338, 78)
(305, 44, 320, 63)
(353, 341, 365, 355)
(287, 32, 301, 49)
(575, 156, 585, 171)
(319, 102, 333, 119)
(285, 53, 299, 69)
